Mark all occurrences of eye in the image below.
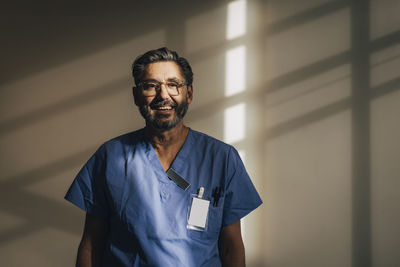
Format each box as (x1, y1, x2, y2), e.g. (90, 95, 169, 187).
(143, 83, 157, 90)
(167, 82, 178, 89)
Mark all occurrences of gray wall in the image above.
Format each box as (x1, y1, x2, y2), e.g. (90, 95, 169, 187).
(1, 0, 399, 266)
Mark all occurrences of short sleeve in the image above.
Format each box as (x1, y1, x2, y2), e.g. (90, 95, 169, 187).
(222, 147, 262, 226)
(64, 146, 109, 218)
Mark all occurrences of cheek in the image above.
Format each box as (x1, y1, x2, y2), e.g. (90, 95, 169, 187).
(137, 96, 153, 106)
(173, 93, 189, 103)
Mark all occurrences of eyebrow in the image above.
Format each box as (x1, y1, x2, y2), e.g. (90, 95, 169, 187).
(141, 77, 182, 83)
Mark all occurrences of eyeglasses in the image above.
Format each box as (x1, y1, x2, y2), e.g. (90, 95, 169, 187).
(137, 80, 187, 96)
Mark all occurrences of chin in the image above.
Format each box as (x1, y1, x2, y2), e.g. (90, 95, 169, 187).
(144, 114, 181, 130)
(151, 121, 180, 130)
(139, 103, 188, 130)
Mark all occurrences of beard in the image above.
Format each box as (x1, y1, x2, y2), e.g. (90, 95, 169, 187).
(139, 99, 189, 130)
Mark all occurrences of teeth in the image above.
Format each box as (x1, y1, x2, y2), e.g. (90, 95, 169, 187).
(156, 106, 172, 110)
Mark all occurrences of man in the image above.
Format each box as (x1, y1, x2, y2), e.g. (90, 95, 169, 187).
(65, 47, 262, 267)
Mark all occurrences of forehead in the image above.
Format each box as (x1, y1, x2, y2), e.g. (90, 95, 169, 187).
(142, 61, 184, 81)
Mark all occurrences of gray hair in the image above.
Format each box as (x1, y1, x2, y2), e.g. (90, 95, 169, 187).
(132, 47, 193, 86)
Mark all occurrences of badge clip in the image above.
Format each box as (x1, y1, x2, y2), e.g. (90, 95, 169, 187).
(166, 168, 190, 190)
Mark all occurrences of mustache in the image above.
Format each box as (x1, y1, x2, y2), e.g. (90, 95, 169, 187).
(150, 100, 177, 109)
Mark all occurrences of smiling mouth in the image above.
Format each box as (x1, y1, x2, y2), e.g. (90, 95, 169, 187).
(152, 106, 173, 110)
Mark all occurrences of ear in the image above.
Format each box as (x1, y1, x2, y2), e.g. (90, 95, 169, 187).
(132, 86, 140, 106)
(186, 85, 193, 104)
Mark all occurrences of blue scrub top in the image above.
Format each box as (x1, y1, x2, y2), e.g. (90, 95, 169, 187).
(65, 128, 262, 266)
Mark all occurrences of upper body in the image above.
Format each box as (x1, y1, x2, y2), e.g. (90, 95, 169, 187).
(65, 47, 262, 267)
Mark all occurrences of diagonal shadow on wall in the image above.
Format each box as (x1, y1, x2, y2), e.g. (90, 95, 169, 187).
(0, 1, 399, 266)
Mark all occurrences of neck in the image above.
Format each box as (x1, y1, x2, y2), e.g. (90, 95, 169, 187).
(144, 121, 189, 149)
(144, 121, 190, 171)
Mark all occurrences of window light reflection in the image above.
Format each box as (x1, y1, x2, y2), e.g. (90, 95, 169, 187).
(225, 46, 246, 97)
(226, 0, 247, 40)
(224, 103, 246, 143)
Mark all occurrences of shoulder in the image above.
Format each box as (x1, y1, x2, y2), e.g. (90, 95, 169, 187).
(104, 128, 144, 147)
(94, 128, 145, 157)
(188, 129, 240, 163)
(189, 129, 234, 153)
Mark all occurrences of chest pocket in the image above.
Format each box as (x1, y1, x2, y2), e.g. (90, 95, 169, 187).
(186, 194, 225, 241)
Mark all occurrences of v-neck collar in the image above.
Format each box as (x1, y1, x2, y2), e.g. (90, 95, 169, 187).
(142, 128, 193, 184)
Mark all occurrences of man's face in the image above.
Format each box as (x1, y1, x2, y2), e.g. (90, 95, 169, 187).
(134, 61, 193, 130)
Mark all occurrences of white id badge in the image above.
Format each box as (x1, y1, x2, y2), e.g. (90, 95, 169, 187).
(187, 195, 210, 231)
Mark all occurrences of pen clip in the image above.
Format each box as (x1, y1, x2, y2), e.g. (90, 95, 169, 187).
(212, 186, 221, 206)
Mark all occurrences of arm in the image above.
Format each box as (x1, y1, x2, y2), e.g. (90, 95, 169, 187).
(218, 220, 246, 267)
(76, 213, 109, 267)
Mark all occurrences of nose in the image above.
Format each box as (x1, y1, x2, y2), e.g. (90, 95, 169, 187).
(157, 83, 170, 99)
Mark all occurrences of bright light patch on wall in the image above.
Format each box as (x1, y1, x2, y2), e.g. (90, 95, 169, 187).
(226, 0, 247, 40)
(225, 46, 246, 97)
(224, 103, 246, 143)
